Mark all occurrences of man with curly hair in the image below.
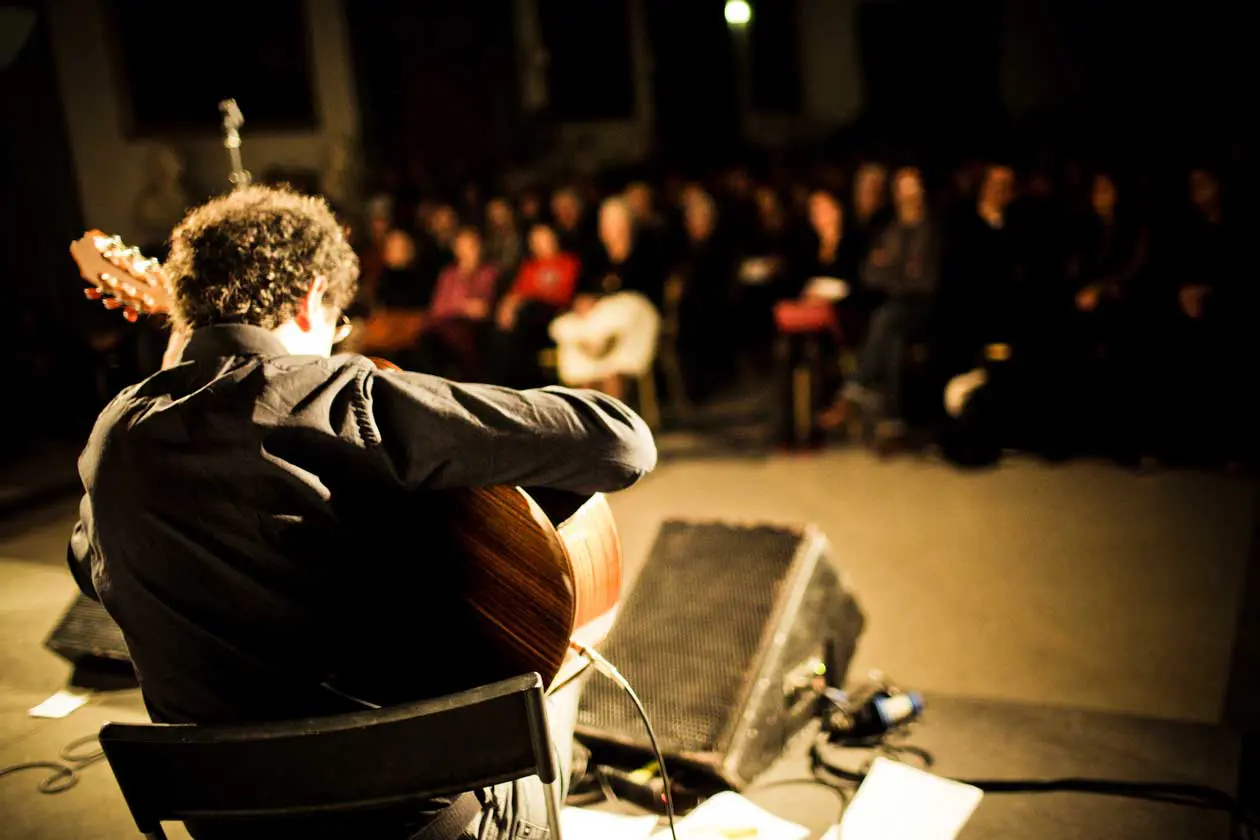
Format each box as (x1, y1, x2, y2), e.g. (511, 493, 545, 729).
(67, 185, 656, 839)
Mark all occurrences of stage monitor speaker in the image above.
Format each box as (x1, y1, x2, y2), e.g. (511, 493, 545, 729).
(45, 594, 136, 689)
(0, 8, 36, 71)
(576, 520, 865, 789)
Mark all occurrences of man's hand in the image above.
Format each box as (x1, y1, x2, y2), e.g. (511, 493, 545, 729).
(1180, 284, 1210, 320)
(462, 300, 489, 320)
(1075, 284, 1102, 312)
(496, 293, 520, 330)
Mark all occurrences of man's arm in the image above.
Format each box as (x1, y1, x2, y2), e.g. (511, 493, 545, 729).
(367, 370, 657, 494)
(67, 493, 100, 601)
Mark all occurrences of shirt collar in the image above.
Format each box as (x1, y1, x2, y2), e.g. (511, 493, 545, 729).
(180, 324, 289, 363)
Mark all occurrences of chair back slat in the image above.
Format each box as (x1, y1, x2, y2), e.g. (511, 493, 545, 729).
(100, 673, 555, 831)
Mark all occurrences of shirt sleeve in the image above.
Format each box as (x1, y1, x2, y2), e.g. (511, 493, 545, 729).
(67, 493, 100, 601)
(366, 369, 658, 494)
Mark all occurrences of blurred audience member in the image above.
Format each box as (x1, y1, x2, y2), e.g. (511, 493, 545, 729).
(551, 186, 597, 263)
(625, 181, 667, 242)
(793, 189, 864, 308)
(733, 188, 785, 356)
(829, 167, 941, 452)
(939, 164, 1019, 377)
(493, 223, 582, 387)
(850, 162, 892, 259)
(484, 197, 523, 275)
(548, 197, 662, 400)
(359, 229, 431, 357)
(674, 189, 737, 401)
(518, 190, 544, 226)
(411, 226, 499, 380)
(1166, 167, 1246, 463)
(1067, 171, 1151, 459)
(421, 203, 459, 273)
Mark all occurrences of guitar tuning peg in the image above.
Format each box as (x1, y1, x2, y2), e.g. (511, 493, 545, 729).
(120, 281, 136, 297)
(102, 297, 123, 309)
(123, 308, 140, 323)
(142, 293, 156, 307)
(84, 288, 103, 300)
(100, 272, 118, 287)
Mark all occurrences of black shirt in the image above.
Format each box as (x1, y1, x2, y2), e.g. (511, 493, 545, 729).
(578, 242, 667, 310)
(70, 324, 655, 724)
(67, 325, 656, 838)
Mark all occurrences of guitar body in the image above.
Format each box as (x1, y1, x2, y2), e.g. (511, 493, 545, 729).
(445, 487, 621, 691)
(69, 231, 624, 695)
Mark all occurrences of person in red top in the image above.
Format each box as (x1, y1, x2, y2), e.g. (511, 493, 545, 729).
(409, 226, 499, 380)
(491, 223, 581, 387)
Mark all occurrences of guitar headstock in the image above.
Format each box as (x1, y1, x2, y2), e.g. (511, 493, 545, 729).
(69, 230, 172, 322)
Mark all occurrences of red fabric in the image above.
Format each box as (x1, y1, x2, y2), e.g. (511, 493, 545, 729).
(774, 299, 840, 335)
(430, 264, 499, 320)
(510, 254, 581, 308)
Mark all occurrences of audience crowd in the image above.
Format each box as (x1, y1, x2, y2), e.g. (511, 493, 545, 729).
(338, 153, 1248, 470)
(7, 151, 1246, 473)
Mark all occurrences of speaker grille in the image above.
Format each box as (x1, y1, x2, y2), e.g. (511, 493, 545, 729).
(579, 521, 806, 755)
(45, 595, 130, 663)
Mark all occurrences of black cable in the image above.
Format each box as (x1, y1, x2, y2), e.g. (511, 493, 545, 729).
(744, 775, 851, 824)
(572, 642, 678, 840)
(0, 733, 105, 794)
(809, 735, 1259, 835)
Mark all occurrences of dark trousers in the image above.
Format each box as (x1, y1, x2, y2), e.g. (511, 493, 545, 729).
(851, 297, 931, 423)
(405, 319, 488, 382)
(489, 300, 559, 389)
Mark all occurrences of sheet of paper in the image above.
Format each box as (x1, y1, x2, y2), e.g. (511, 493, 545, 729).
(28, 689, 90, 719)
(833, 757, 983, 840)
(652, 791, 810, 840)
(803, 276, 850, 301)
(561, 807, 658, 840)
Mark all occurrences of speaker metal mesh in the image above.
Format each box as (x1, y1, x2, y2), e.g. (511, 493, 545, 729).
(578, 521, 806, 755)
(45, 595, 130, 663)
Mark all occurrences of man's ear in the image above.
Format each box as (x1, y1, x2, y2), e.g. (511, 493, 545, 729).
(294, 276, 330, 332)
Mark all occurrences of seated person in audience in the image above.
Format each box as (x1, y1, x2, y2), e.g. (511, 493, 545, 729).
(415, 202, 459, 286)
(408, 226, 499, 380)
(624, 180, 671, 262)
(492, 223, 582, 387)
(849, 162, 892, 262)
(790, 188, 866, 319)
(551, 186, 599, 265)
(823, 167, 941, 453)
(548, 197, 663, 401)
(1067, 171, 1151, 459)
(1164, 166, 1244, 463)
(357, 229, 433, 357)
(674, 189, 738, 401)
(733, 186, 794, 360)
(937, 164, 1020, 383)
(483, 196, 523, 275)
(936, 164, 1048, 463)
(777, 188, 865, 440)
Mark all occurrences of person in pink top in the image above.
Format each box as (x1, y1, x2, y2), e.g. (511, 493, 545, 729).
(410, 226, 499, 380)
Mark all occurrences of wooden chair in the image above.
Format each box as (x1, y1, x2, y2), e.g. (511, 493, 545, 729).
(774, 299, 841, 447)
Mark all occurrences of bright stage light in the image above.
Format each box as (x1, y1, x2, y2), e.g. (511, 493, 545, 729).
(724, 0, 752, 27)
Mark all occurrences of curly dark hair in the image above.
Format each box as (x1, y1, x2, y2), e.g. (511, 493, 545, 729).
(164, 185, 359, 332)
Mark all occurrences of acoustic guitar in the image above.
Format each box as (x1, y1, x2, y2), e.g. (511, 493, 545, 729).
(69, 230, 621, 694)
